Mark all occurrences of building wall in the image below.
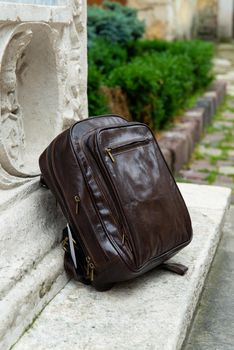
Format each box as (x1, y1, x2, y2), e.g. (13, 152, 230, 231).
(127, 0, 198, 40)
(88, 0, 126, 5)
(196, 0, 218, 39)
(87, 0, 234, 41)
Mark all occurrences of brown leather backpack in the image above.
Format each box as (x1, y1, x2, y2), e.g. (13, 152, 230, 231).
(39, 115, 192, 291)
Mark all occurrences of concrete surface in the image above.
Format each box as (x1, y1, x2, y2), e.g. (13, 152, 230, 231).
(0, 184, 68, 350)
(183, 205, 234, 350)
(12, 183, 231, 350)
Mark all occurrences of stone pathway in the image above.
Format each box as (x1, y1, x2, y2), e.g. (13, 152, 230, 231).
(182, 43, 234, 349)
(183, 206, 234, 350)
(179, 44, 234, 203)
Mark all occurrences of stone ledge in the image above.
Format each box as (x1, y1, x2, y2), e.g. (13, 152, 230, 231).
(0, 186, 68, 350)
(12, 184, 231, 350)
(0, 247, 69, 350)
(159, 81, 227, 174)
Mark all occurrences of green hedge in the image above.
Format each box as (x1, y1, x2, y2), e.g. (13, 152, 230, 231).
(88, 39, 128, 76)
(87, 3, 214, 129)
(108, 52, 195, 129)
(88, 1, 145, 48)
(127, 39, 214, 89)
(88, 65, 108, 116)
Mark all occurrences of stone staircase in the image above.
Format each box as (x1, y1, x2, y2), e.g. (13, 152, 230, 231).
(1, 183, 230, 350)
(0, 179, 69, 350)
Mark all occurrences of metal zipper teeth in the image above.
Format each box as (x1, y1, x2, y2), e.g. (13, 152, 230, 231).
(95, 138, 138, 270)
(105, 138, 151, 163)
(85, 142, 125, 243)
(109, 138, 151, 153)
(69, 136, 111, 264)
(46, 141, 94, 275)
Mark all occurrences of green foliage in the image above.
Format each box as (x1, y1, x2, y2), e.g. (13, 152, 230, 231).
(87, 3, 214, 128)
(168, 40, 214, 89)
(128, 39, 214, 89)
(88, 39, 127, 77)
(108, 52, 195, 129)
(126, 39, 170, 58)
(88, 65, 109, 116)
(87, 1, 145, 48)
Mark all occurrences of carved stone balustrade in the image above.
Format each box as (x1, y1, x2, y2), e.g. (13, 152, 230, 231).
(0, 0, 87, 189)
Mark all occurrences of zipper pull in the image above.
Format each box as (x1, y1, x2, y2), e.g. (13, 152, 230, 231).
(74, 195, 80, 214)
(105, 148, 115, 163)
(122, 234, 125, 245)
(86, 256, 95, 281)
(89, 263, 95, 281)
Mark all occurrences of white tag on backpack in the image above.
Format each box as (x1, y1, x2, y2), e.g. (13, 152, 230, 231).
(67, 223, 77, 269)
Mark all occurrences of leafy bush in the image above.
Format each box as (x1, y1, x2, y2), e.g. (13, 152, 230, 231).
(128, 39, 214, 88)
(88, 39, 127, 77)
(87, 2, 214, 128)
(87, 1, 145, 48)
(126, 39, 170, 58)
(168, 40, 214, 89)
(88, 65, 109, 116)
(107, 52, 195, 129)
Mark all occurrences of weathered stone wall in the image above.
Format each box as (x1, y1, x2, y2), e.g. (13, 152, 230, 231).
(0, 0, 87, 189)
(127, 0, 234, 41)
(195, 0, 218, 39)
(127, 0, 197, 40)
(217, 0, 234, 39)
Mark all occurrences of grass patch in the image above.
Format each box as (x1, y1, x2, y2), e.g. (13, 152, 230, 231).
(224, 130, 234, 142)
(217, 143, 234, 151)
(193, 148, 206, 160)
(209, 153, 227, 165)
(199, 168, 214, 173)
(205, 170, 219, 184)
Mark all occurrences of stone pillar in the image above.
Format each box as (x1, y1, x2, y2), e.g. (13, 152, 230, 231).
(0, 0, 87, 189)
(217, 0, 234, 39)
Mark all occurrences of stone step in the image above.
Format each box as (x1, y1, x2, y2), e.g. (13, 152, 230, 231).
(0, 181, 69, 350)
(11, 184, 231, 350)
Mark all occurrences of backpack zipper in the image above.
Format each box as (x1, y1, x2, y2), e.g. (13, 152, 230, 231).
(105, 138, 150, 163)
(74, 195, 81, 214)
(86, 256, 95, 281)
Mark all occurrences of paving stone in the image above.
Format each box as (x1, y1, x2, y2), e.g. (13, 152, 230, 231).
(225, 71, 234, 81)
(196, 98, 213, 125)
(179, 169, 208, 183)
(203, 92, 218, 111)
(226, 99, 234, 108)
(228, 149, 234, 157)
(188, 160, 215, 172)
(201, 132, 224, 146)
(226, 86, 234, 96)
(158, 132, 191, 174)
(209, 80, 227, 103)
(215, 175, 234, 188)
(213, 58, 232, 67)
(160, 147, 173, 171)
(198, 145, 222, 157)
(222, 111, 234, 120)
(182, 116, 203, 143)
(217, 160, 234, 168)
(213, 121, 233, 129)
(218, 166, 234, 176)
(221, 142, 234, 148)
(184, 108, 205, 132)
